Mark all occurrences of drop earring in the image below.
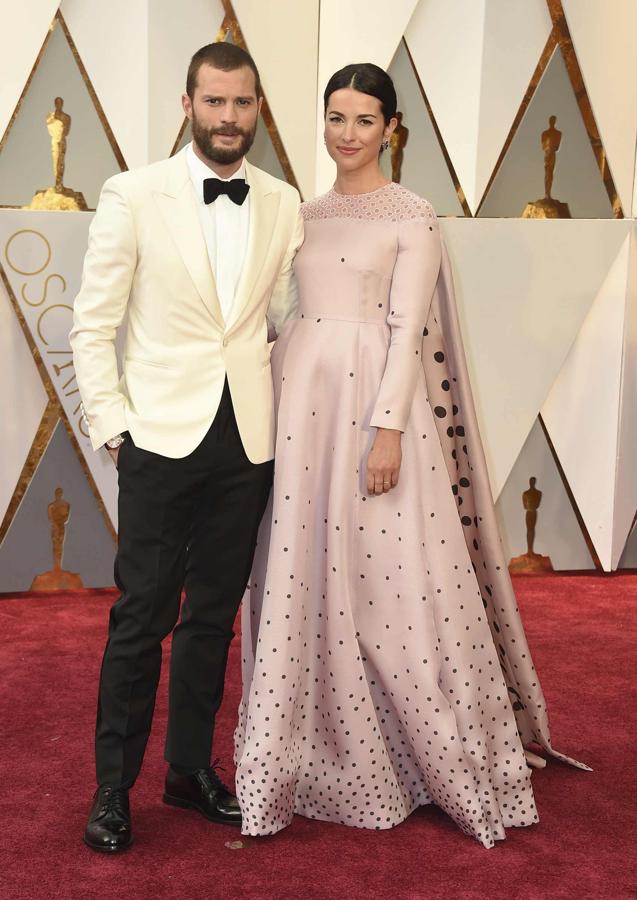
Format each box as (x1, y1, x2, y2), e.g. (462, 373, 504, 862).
(381, 139, 390, 151)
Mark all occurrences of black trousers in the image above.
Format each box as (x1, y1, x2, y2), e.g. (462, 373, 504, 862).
(95, 381, 273, 789)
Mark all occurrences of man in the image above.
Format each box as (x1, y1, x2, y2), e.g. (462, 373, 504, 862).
(71, 43, 303, 853)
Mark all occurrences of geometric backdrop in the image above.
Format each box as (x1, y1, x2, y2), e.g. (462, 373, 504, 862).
(1, 0, 636, 589)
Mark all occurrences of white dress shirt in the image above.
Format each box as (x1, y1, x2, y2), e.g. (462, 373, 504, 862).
(186, 142, 250, 326)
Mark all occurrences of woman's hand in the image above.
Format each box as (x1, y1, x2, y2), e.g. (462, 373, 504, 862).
(367, 428, 402, 495)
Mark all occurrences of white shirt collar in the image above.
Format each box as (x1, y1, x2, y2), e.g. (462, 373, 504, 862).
(186, 142, 247, 201)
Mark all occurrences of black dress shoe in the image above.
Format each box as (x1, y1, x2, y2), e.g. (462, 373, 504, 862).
(163, 762, 242, 827)
(84, 786, 132, 853)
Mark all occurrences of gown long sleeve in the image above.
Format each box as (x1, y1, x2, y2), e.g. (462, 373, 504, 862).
(370, 210, 441, 432)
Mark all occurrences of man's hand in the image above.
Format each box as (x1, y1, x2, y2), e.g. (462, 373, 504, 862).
(107, 446, 120, 467)
(367, 428, 402, 495)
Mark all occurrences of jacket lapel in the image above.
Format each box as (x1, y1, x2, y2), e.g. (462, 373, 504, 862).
(153, 150, 224, 329)
(226, 161, 280, 332)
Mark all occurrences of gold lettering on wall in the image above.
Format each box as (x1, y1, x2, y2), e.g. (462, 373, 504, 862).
(4, 227, 89, 444)
(5, 229, 51, 274)
(37, 303, 75, 345)
(22, 273, 67, 307)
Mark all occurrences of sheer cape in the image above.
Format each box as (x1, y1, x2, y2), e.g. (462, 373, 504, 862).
(423, 243, 589, 770)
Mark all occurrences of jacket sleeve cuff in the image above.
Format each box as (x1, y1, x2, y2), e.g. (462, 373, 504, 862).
(86, 408, 128, 451)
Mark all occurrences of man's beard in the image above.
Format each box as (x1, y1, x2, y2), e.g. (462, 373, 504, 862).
(191, 112, 257, 165)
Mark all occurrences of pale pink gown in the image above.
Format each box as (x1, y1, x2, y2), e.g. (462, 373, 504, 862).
(234, 183, 586, 848)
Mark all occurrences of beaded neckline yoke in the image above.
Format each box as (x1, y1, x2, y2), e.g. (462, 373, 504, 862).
(301, 181, 437, 223)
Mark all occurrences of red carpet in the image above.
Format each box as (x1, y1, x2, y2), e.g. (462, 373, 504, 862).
(0, 575, 635, 900)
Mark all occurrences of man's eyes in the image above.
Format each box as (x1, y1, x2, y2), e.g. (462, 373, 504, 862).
(205, 98, 253, 106)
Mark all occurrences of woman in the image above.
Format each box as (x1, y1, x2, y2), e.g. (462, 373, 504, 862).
(234, 64, 586, 848)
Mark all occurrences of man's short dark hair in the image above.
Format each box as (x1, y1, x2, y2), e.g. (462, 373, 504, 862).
(186, 43, 262, 100)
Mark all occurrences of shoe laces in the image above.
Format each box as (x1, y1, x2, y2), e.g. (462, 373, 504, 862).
(99, 787, 128, 818)
(199, 758, 231, 795)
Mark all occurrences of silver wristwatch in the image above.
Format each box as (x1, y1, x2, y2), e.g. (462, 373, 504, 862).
(105, 434, 125, 450)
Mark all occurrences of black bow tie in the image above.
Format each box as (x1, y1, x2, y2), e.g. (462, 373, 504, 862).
(203, 177, 250, 206)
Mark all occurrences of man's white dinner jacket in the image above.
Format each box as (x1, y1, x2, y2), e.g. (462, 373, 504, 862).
(70, 147, 303, 462)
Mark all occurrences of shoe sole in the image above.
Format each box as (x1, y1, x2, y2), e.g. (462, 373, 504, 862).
(162, 793, 242, 827)
(83, 836, 133, 853)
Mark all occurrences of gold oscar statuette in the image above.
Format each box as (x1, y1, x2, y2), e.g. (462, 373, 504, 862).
(508, 477, 554, 574)
(26, 98, 88, 211)
(30, 487, 84, 591)
(522, 115, 571, 219)
(390, 112, 409, 185)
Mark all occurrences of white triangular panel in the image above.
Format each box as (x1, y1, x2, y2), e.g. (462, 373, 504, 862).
(0, 0, 60, 140)
(0, 273, 49, 523)
(405, 0, 485, 212)
(562, 0, 637, 215)
(613, 226, 637, 567)
(315, 0, 420, 196)
(148, 0, 226, 162)
(0, 210, 119, 529)
(234, 0, 318, 199)
(63, 0, 225, 167)
(60, 0, 149, 169)
(441, 218, 630, 501)
(542, 234, 630, 571)
(476, 0, 552, 209)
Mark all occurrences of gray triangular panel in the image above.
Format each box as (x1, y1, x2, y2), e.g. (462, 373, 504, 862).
(0, 421, 115, 591)
(495, 417, 595, 570)
(384, 40, 463, 216)
(0, 20, 122, 209)
(618, 520, 637, 568)
(479, 47, 613, 218)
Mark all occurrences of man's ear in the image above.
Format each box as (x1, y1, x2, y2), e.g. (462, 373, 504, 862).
(182, 93, 193, 120)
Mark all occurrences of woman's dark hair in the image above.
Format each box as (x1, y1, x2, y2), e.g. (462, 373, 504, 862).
(323, 63, 397, 124)
(187, 43, 262, 100)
